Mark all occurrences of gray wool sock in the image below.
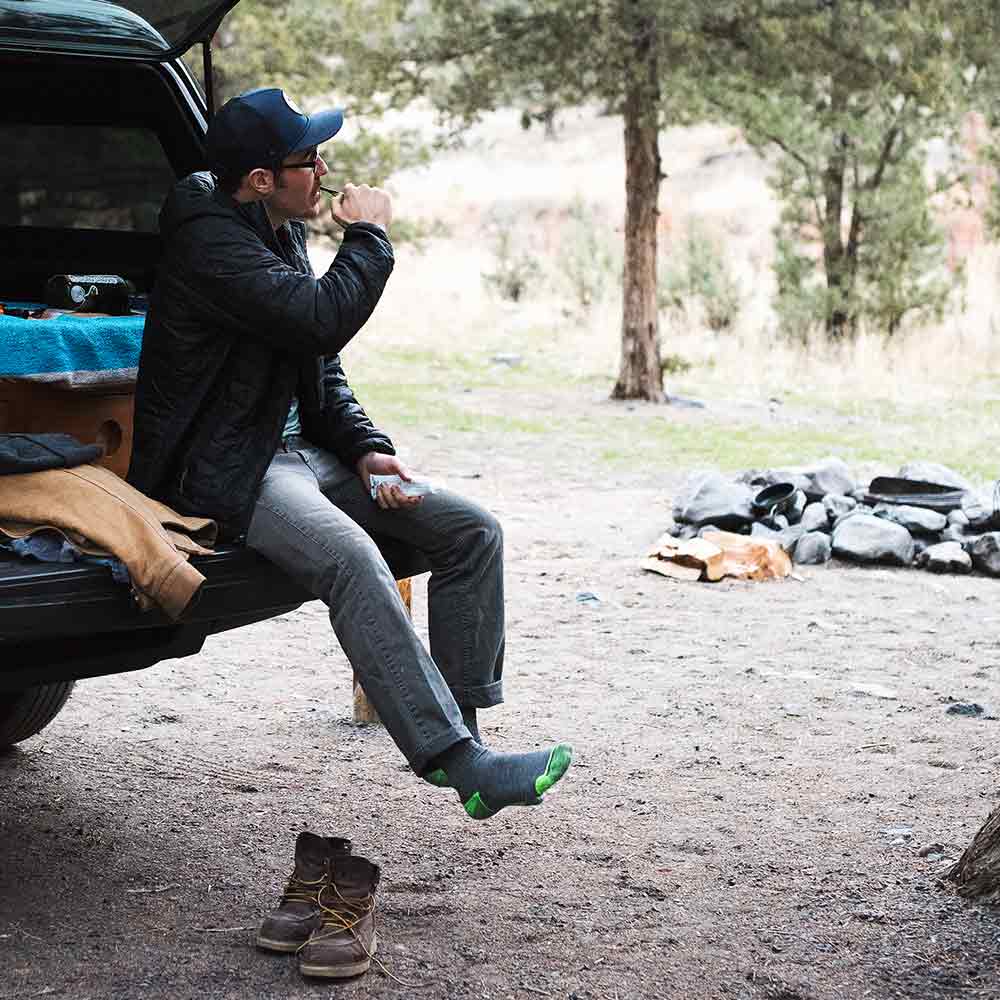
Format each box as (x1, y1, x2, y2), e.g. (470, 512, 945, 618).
(422, 709, 481, 789)
(432, 738, 572, 820)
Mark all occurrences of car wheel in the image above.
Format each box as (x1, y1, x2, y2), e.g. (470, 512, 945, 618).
(0, 682, 75, 748)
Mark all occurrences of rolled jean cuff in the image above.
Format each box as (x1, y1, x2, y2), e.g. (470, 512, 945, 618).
(408, 726, 472, 776)
(454, 679, 504, 710)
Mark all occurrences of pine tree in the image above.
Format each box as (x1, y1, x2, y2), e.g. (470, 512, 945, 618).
(330, 0, 700, 402)
(700, 0, 991, 339)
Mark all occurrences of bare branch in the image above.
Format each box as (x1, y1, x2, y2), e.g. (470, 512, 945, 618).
(864, 96, 909, 192)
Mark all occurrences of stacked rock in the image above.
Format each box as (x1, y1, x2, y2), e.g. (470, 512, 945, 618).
(669, 458, 998, 575)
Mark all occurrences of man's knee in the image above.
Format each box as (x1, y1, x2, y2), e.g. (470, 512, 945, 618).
(468, 507, 503, 560)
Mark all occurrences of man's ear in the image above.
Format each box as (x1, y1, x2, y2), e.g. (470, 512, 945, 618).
(246, 167, 276, 197)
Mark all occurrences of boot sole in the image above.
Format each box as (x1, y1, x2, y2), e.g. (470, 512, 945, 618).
(256, 935, 306, 953)
(299, 934, 377, 979)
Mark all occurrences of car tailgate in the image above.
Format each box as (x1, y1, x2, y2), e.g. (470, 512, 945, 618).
(0, 545, 311, 641)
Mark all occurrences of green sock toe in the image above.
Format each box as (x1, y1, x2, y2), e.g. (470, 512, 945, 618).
(460, 743, 573, 821)
(535, 743, 573, 797)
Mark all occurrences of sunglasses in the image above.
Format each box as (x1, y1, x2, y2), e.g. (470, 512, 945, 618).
(280, 153, 324, 172)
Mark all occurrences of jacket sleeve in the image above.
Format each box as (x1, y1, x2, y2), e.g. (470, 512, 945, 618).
(316, 355, 395, 467)
(175, 218, 394, 356)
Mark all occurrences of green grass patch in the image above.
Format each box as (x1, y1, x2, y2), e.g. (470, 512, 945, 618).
(590, 411, 1000, 482)
(350, 378, 549, 437)
(349, 332, 1000, 484)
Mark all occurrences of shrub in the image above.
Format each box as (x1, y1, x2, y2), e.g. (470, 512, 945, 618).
(660, 352, 693, 375)
(482, 206, 539, 302)
(557, 196, 619, 309)
(659, 220, 742, 331)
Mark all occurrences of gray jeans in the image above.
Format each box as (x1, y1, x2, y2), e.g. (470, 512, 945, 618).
(245, 437, 505, 772)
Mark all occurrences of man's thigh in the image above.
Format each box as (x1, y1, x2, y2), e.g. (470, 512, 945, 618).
(296, 443, 499, 561)
(245, 450, 390, 597)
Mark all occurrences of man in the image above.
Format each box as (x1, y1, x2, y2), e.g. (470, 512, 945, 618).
(128, 88, 572, 823)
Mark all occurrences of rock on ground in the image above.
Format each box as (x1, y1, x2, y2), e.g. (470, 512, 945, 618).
(969, 532, 1000, 576)
(778, 523, 806, 553)
(942, 524, 973, 545)
(786, 457, 856, 499)
(794, 531, 832, 565)
(873, 503, 947, 536)
(672, 472, 753, 530)
(917, 542, 972, 574)
(962, 491, 1000, 531)
(823, 494, 857, 521)
(833, 504, 873, 530)
(832, 513, 915, 566)
(898, 461, 974, 491)
(800, 502, 829, 534)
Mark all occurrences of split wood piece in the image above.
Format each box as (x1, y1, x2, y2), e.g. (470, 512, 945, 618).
(702, 530, 792, 581)
(352, 577, 412, 725)
(640, 556, 702, 582)
(642, 530, 791, 583)
(643, 534, 725, 581)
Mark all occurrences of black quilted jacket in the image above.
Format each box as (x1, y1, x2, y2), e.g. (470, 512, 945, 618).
(128, 172, 395, 540)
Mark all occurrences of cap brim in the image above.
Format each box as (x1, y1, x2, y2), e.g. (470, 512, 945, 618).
(297, 108, 344, 150)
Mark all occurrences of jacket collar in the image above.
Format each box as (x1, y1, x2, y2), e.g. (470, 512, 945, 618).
(210, 187, 287, 253)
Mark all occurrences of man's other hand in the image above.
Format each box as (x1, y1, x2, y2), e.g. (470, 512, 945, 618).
(356, 452, 422, 510)
(332, 183, 392, 230)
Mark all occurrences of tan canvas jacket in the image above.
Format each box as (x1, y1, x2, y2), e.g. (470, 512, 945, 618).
(0, 463, 216, 619)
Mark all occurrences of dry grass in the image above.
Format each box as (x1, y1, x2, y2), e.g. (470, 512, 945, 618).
(667, 244, 1000, 403)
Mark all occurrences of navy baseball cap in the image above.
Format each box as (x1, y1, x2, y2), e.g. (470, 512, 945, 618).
(206, 87, 344, 175)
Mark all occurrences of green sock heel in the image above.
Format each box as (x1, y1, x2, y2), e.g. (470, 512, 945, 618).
(424, 767, 450, 788)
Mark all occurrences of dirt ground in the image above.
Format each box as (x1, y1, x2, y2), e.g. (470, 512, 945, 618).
(2, 411, 1000, 1000)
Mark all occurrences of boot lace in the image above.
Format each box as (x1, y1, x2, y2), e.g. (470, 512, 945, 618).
(300, 878, 431, 989)
(279, 873, 325, 906)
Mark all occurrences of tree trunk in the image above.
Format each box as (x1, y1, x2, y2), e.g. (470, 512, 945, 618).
(820, 9, 855, 340)
(612, 3, 663, 402)
(949, 802, 1000, 901)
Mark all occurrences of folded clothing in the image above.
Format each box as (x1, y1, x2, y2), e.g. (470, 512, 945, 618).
(0, 312, 144, 389)
(1, 528, 130, 586)
(0, 433, 103, 475)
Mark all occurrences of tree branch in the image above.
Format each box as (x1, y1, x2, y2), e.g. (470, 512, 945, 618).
(864, 97, 909, 192)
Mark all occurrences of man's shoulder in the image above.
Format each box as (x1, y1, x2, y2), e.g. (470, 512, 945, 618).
(161, 173, 268, 247)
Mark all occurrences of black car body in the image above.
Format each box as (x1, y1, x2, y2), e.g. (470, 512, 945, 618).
(0, 0, 314, 745)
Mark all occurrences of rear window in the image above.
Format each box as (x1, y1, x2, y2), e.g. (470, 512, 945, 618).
(1, 124, 174, 232)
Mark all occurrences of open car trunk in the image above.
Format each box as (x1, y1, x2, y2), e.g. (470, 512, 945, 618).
(0, 55, 207, 300)
(0, 52, 205, 473)
(0, 28, 311, 693)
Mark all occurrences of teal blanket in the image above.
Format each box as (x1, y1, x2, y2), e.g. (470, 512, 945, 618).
(0, 313, 144, 390)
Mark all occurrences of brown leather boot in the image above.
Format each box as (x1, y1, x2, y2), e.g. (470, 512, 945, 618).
(256, 833, 352, 953)
(298, 855, 380, 979)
